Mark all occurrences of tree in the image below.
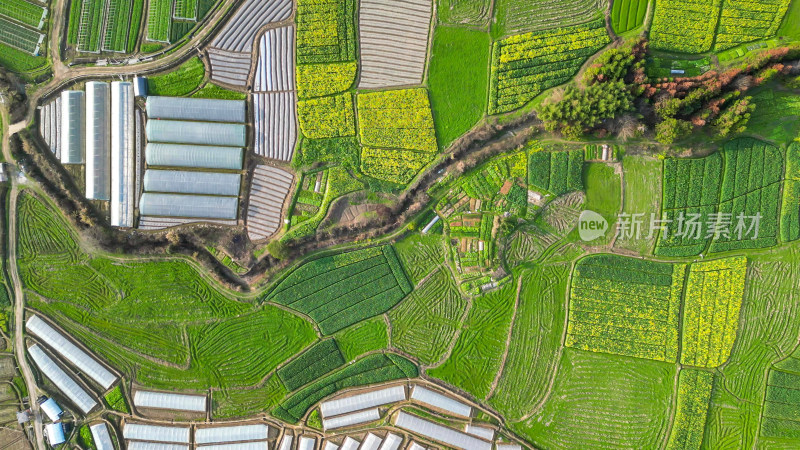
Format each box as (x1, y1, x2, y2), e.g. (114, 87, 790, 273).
(655, 118, 693, 144)
(537, 80, 634, 138)
(713, 97, 755, 137)
(267, 240, 289, 260)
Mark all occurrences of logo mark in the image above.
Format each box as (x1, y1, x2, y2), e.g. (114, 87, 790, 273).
(578, 210, 608, 242)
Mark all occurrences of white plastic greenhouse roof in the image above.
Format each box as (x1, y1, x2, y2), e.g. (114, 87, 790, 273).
(322, 408, 380, 430)
(465, 424, 495, 441)
(361, 433, 382, 450)
(40, 397, 62, 421)
(297, 436, 316, 450)
(378, 433, 402, 450)
(111, 81, 134, 228)
(146, 143, 244, 170)
(195, 424, 269, 444)
(495, 444, 522, 450)
(278, 434, 292, 450)
(45, 423, 65, 446)
(323, 441, 339, 450)
(408, 443, 426, 450)
(139, 193, 238, 219)
(85, 81, 111, 200)
(147, 96, 246, 123)
(60, 90, 84, 164)
(133, 390, 206, 412)
(26, 315, 117, 389)
(123, 423, 190, 444)
(395, 412, 492, 450)
(146, 120, 246, 147)
(90, 423, 114, 450)
(410, 386, 471, 418)
(27, 345, 97, 414)
(199, 443, 269, 450)
(127, 442, 190, 450)
(320, 385, 406, 417)
(340, 437, 360, 450)
(144, 170, 242, 197)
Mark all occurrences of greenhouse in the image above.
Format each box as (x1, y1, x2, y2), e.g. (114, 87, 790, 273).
(90, 423, 114, 450)
(298, 436, 316, 450)
(322, 408, 380, 430)
(132, 390, 207, 412)
(85, 82, 111, 200)
(320, 385, 405, 417)
(111, 81, 135, 228)
(200, 442, 269, 450)
(123, 423, 190, 444)
(145, 143, 244, 170)
(26, 315, 117, 389)
(127, 443, 189, 450)
(410, 385, 471, 418)
(395, 412, 492, 450)
(278, 435, 293, 450)
(139, 193, 239, 219)
(380, 433, 403, 450)
(146, 96, 246, 123)
(195, 424, 270, 444)
(27, 345, 97, 414)
(146, 120, 246, 147)
(60, 90, 84, 164)
(341, 437, 360, 450)
(144, 170, 242, 196)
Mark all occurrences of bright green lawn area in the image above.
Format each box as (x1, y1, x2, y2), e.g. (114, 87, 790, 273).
(147, 57, 206, 96)
(489, 263, 569, 420)
(191, 82, 247, 100)
(745, 88, 800, 144)
(427, 280, 516, 399)
(428, 26, 490, 149)
(778, 0, 800, 41)
(512, 349, 675, 449)
(615, 155, 661, 255)
(581, 163, 622, 246)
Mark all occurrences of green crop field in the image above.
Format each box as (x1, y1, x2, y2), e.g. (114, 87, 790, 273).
(492, 0, 609, 39)
(437, 0, 492, 26)
(428, 281, 517, 399)
(616, 155, 663, 255)
(394, 233, 446, 284)
(147, 57, 206, 96)
(611, 0, 648, 33)
(666, 369, 714, 449)
(782, 142, 800, 242)
(147, 0, 172, 42)
(174, 0, 198, 19)
(0, 0, 46, 28)
(0, 17, 43, 54)
(75, 0, 107, 52)
(428, 26, 490, 149)
(582, 162, 622, 245)
(191, 83, 247, 100)
(277, 339, 345, 391)
(102, 0, 134, 52)
(333, 317, 388, 362)
(265, 246, 413, 334)
(528, 149, 584, 196)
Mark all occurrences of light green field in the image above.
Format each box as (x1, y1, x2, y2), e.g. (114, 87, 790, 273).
(615, 155, 662, 254)
(582, 163, 622, 246)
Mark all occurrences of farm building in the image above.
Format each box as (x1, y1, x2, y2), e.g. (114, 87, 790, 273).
(139, 193, 239, 220)
(146, 97, 246, 123)
(26, 315, 118, 389)
(298, 436, 316, 450)
(60, 90, 85, 164)
(133, 77, 147, 97)
(380, 433, 403, 450)
(45, 422, 65, 446)
(322, 408, 380, 430)
(90, 423, 115, 450)
(323, 442, 339, 450)
(127, 442, 189, 450)
(200, 443, 269, 450)
(195, 424, 270, 445)
(110, 81, 135, 228)
(123, 423, 190, 444)
(132, 390, 206, 412)
(341, 437, 360, 450)
(395, 412, 492, 450)
(38, 397, 62, 422)
(361, 434, 382, 450)
(27, 345, 97, 414)
(144, 144, 244, 170)
(278, 434, 293, 450)
(320, 385, 406, 417)
(145, 120, 246, 147)
(85, 82, 111, 200)
(144, 170, 242, 197)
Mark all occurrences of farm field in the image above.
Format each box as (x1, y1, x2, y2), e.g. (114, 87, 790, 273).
(0, 0, 46, 29)
(437, 0, 492, 26)
(611, 0, 648, 33)
(0, 16, 44, 54)
(146, 0, 172, 42)
(582, 162, 621, 245)
(615, 155, 662, 255)
(491, 0, 609, 38)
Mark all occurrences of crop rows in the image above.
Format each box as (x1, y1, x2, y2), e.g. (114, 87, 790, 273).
(173, 0, 197, 20)
(360, 147, 434, 185)
(528, 149, 584, 196)
(18, 194, 82, 261)
(102, 0, 132, 52)
(0, 0, 46, 29)
(357, 0, 432, 89)
(273, 353, 417, 423)
(714, 0, 791, 51)
(493, 0, 609, 37)
(207, 49, 251, 87)
(489, 18, 610, 114)
(38, 97, 62, 160)
(212, 0, 292, 53)
(253, 26, 295, 92)
(437, 0, 492, 26)
(277, 339, 345, 391)
(665, 369, 714, 449)
(781, 143, 800, 242)
(761, 368, 800, 439)
(610, 0, 648, 33)
(0, 16, 44, 54)
(297, 93, 356, 139)
(246, 165, 294, 240)
(296, 0, 357, 65)
(76, 0, 107, 52)
(296, 62, 356, 98)
(266, 246, 412, 335)
(680, 256, 746, 368)
(710, 138, 783, 252)
(566, 255, 684, 362)
(253, 92, 298, 162)
(650, 0, 721, 53)
(146, 0, 172, 42)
